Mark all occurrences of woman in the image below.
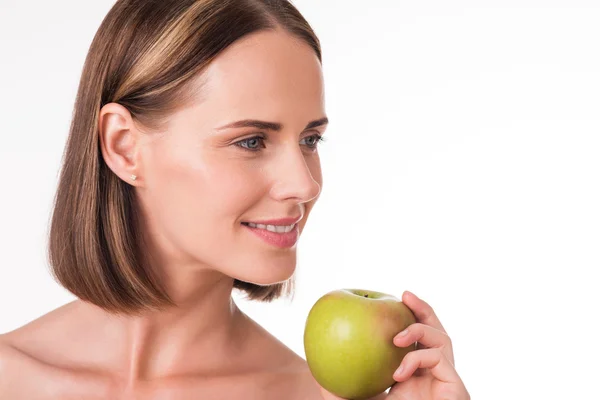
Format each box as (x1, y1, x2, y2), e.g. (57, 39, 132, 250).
(0, 1, 469, 399)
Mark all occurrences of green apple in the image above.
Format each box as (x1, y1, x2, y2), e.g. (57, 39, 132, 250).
(303, 289, 417, 400)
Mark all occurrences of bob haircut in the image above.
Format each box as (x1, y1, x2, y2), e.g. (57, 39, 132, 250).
(47, 0, 322, 315)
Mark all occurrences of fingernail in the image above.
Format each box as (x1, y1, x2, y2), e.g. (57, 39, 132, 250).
(398, 329, 408, 336)
(394, 365, 404, 379)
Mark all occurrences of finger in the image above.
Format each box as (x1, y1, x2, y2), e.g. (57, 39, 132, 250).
(402, 291, 446, 333)
(393, 322, 454, 366)
(393, 348, 461, 384)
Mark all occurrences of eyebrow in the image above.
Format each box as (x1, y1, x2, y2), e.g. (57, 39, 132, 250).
(216, 116, 329, 132)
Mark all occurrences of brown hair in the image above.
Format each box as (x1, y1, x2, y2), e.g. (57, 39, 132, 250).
(47, 0, 322, 315)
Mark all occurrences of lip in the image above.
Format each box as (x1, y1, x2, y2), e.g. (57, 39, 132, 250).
(242, 216, 302, 226)
(242, 223, 300, 248)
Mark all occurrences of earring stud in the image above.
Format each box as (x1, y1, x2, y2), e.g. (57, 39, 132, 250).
(131, 174, 137, 181)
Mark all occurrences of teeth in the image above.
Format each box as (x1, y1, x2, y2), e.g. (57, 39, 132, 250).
(247, 222, 295, 233)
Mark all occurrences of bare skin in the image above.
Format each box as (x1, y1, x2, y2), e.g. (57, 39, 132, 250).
(0, 29, 328, 399)
(0, 298, 321, 399)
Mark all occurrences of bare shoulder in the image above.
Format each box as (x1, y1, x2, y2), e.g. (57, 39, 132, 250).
(240, 315, 322, 399)
(258, 355, 321, 400)
(0, 302, 114, 399)
(0, 322, 49, 375)
(0, 333, 62, 398)
(285, 362, 323, 400)
(0, 336, 23, 381)
(0, 300, 75, 366)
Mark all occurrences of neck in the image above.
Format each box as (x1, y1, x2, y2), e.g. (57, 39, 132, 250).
(97, 267, 248, 385)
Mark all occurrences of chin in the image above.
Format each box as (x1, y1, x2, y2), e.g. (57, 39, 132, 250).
(232, 260, 297, 286)
(240, 269, 295, 286)
(214, 235, 299, 284)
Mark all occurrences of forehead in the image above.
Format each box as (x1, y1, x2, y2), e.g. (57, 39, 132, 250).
(192, 30, 325, 127)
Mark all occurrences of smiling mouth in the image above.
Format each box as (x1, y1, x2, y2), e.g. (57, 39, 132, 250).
(241, 221, 297, 233)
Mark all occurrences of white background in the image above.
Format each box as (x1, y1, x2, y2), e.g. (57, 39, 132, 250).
(1, 1, 599, 398)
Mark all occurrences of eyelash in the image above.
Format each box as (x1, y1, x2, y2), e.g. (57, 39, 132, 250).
(233, 133, 326, 152)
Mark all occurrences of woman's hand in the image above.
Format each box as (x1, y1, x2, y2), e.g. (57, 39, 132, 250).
(386, 290, 469, 399)
(319, 291, 469, 400)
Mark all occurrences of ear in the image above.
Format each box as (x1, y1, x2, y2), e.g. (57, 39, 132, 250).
(98, 102, 142, 186)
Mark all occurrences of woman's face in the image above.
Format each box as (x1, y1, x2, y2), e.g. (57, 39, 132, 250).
(136, 30, 327, 285)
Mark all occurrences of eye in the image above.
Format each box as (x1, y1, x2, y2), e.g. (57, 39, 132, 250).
(233, 136, 266, 152)
(233, 133, 326, 153)
(301, 134, 326, 150)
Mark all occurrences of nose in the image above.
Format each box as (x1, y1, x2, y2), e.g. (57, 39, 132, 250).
(269, 145, 321, 203)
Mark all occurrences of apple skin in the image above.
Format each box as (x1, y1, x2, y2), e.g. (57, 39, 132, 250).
(304, 289, 417, 400)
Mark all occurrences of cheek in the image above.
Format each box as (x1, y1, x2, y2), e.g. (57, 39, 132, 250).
(145, 151, 297, 284)
(139, 140, 319, 283)
(142, 143, 266, 255)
